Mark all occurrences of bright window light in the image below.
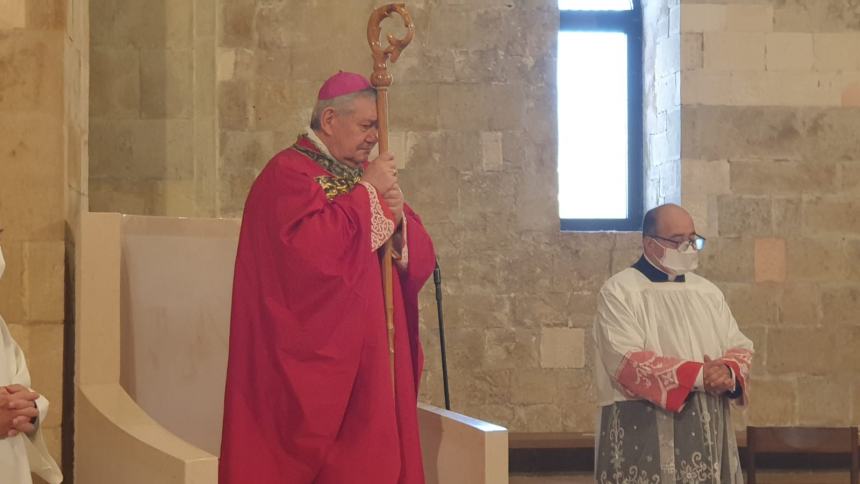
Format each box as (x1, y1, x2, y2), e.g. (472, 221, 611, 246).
(557, 31, 629, 220)
(559, 0, 633, 11)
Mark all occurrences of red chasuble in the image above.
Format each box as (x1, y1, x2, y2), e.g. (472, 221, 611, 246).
(219, 136, 436, 484)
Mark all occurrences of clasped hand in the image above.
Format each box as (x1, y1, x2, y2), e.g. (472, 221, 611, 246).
(703, 355, 734, 395)
(0, 385, 39, 438)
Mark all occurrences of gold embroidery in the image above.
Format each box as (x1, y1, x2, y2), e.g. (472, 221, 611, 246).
(291, 136, 393, 250)
(292, 135, 364, 201)
(315, 175, 361, 201)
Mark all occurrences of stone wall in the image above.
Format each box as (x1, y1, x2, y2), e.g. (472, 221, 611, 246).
(213, 0, 860, 432)
(0, 0, 88, 473)
(644, 0, 683, 207)
(681, 0, 860, 427)
(215, 0, 611, 433)
(89, 0, 217, 216)
(87, 0, 860, 435)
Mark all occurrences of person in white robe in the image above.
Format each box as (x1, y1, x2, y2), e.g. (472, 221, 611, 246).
(593, 204, 753, 484)
(0, 236, 63, 484)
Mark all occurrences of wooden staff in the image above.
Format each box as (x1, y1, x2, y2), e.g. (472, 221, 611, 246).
(367, 4, 415, 395)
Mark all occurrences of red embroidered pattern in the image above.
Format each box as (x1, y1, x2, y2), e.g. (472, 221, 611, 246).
(720, 348, 753, 405)
(722, 348, 751, 378)
(615, 351, 702, 413)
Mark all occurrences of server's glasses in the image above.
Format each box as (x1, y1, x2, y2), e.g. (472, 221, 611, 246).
(649, 234, 706, 251)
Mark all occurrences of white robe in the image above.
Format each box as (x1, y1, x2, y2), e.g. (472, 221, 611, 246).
(0, 315, 63, 484)
(593, 257, 753, 483)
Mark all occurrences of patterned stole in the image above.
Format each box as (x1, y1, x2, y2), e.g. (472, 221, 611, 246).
(291, 136, 363, 201)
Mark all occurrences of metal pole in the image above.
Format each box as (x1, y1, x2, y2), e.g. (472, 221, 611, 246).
(433, 259, 451, 410)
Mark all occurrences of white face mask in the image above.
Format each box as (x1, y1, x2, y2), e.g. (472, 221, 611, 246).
(656, 242, 699, 275)
(0, 245, 5, 281)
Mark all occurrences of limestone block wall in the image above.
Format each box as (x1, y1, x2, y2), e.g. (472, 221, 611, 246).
(644, 0, 683, 207)
(89, 0, 217, 216)
(87, 0, 860, 435)
(214, 0, 620, 433)
(680, 0, 860, 427)
(0, 0, 87, 473)
(213, 0, 860, 432)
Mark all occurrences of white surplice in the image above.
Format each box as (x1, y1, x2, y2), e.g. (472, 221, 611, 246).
(0, 315, 63, 484)
(593, 256, 753, 483)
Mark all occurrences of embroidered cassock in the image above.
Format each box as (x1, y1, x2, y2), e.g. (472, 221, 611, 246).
(219, 132, 436, 484)
(0, 315, 63, 484)
(593, 256, 753, 484)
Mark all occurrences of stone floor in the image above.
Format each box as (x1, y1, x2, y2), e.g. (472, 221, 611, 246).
(509, 470, 850, 483)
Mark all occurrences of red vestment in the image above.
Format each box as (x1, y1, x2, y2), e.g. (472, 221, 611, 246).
(219, 137, 435, 484)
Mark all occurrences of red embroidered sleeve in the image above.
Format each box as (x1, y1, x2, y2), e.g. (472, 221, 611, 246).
(719, 348, 753, 405)
(615, 351, 703, 413)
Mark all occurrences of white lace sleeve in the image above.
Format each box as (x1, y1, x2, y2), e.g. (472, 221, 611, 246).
(358, 181, 395, 252)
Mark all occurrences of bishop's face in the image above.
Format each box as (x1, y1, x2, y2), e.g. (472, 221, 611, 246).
(327, 95, 379, 167)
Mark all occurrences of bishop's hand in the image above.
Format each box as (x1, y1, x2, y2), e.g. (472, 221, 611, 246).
(361, 153, 398, 194)
(382, 184, 404, 227)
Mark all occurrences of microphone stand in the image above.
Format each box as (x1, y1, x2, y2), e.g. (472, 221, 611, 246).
(433, 259, 451, 410)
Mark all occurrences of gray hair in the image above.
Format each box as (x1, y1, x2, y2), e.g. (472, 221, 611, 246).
(309, 88, 377, 130)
